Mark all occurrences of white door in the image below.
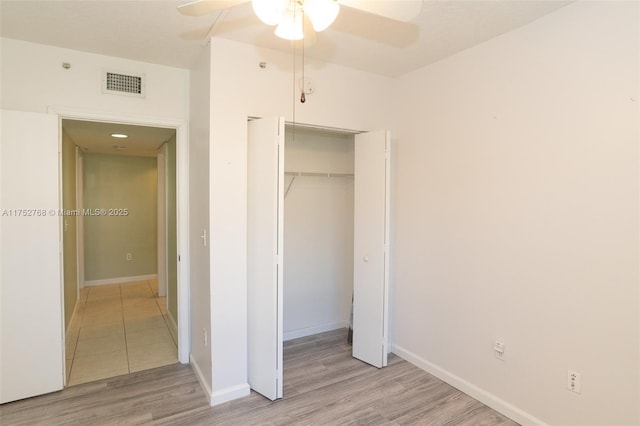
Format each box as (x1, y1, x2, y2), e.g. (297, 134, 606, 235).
(1, 110, 64, 403)
(247, 117, 284, 400)
(352, 130, 390, 368)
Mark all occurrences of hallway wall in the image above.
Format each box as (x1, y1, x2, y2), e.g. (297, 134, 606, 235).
(83, 153, 158, 282)
(62, 129, 78, 329)
(166, 136, 178, 325)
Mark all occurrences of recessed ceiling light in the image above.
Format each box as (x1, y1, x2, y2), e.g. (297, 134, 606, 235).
(111, 133, 128, 138)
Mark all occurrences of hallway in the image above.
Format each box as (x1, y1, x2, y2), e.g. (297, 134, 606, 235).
(65, 280, 178, 386)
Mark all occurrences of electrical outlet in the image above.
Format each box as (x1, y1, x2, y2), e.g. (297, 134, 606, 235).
(126, 252, 132, 261)
(494, 339, 505, 360)
(567, 370, 581, 394)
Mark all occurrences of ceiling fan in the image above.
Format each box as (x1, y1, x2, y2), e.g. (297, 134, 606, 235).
(178, 0, 423, 41)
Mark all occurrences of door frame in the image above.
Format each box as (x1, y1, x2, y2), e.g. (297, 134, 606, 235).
(51, 106, 191, 365)
(75, 146, 84, 301)
(157, 144, 167, 298)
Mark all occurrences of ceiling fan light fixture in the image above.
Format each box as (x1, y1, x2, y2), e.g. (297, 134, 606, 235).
(303, 0, 339, 32)
(252, 0, 288, 26)
(275, 5, 304, 40)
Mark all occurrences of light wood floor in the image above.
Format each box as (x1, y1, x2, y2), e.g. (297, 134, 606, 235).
(0, 329, 518, 425)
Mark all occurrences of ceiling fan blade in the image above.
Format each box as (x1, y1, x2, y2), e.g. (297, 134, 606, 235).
(338, 0, 422, 22)
(177, 0, 249, 16)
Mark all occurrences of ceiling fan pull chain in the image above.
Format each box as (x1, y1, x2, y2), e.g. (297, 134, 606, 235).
(292, 31, 297, 142)
(300, 7, 306, 103)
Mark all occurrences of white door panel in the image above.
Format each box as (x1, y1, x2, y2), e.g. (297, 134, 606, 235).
(247, 117, 284, 400)
(352, 130, 390, 368)
(1, 109, 64, 403)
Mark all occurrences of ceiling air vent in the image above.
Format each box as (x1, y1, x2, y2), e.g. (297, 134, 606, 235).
(102, 70, 145, 98)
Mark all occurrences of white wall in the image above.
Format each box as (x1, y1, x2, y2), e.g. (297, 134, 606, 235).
(390, 2, 639, 425)
(207, 37, 394, 403)
(82, 154, 158, 281)
(0, 38, 188, 118)
(283, 128, 354, 340)
(188, 45, 212, 399)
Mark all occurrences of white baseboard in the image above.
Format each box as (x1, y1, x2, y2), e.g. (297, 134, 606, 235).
(189, 354, 250, 406)
(391, 344, 547, 426)
(190, 354, 213, 403)
(84, 274, 158, 287)
(284, 321, 348, 341)
(211, 383, 251, 406)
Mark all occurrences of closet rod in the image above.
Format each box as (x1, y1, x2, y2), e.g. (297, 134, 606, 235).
(284, 171, 354, 178)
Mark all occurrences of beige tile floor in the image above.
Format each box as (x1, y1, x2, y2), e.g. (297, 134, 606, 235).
(65, 280, 178, 386)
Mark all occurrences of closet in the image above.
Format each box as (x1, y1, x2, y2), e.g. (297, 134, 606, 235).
(247, 117, 390, 401)
(283, 126, 355, 342)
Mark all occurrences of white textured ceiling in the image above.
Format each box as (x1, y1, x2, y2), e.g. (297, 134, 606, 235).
(1, 0, 572, 77)
(4, 1, 572, 152)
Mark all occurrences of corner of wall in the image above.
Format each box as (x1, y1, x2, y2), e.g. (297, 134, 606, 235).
(190, 353, 213, 403)
(210, 383, 251, 406)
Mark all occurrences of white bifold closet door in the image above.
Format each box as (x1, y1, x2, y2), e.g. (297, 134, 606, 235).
(352, 130, 390, 368)
(1, 110, 64, 403)
(247, 117, 284, 400)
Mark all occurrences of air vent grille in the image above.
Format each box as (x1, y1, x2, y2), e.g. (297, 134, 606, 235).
(102, 70, 145, 98)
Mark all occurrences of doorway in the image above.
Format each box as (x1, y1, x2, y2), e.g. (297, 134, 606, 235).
(59, 116, 187, 385)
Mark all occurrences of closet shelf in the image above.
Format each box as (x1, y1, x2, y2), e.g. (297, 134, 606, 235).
(284, 171, 354, 199)
(284, 171, 354, 178)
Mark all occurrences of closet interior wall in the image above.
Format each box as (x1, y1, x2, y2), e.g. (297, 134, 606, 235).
(283, 127, 355, 341)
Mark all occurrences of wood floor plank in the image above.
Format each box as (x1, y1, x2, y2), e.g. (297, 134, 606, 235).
(0, 329, 518, 425)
